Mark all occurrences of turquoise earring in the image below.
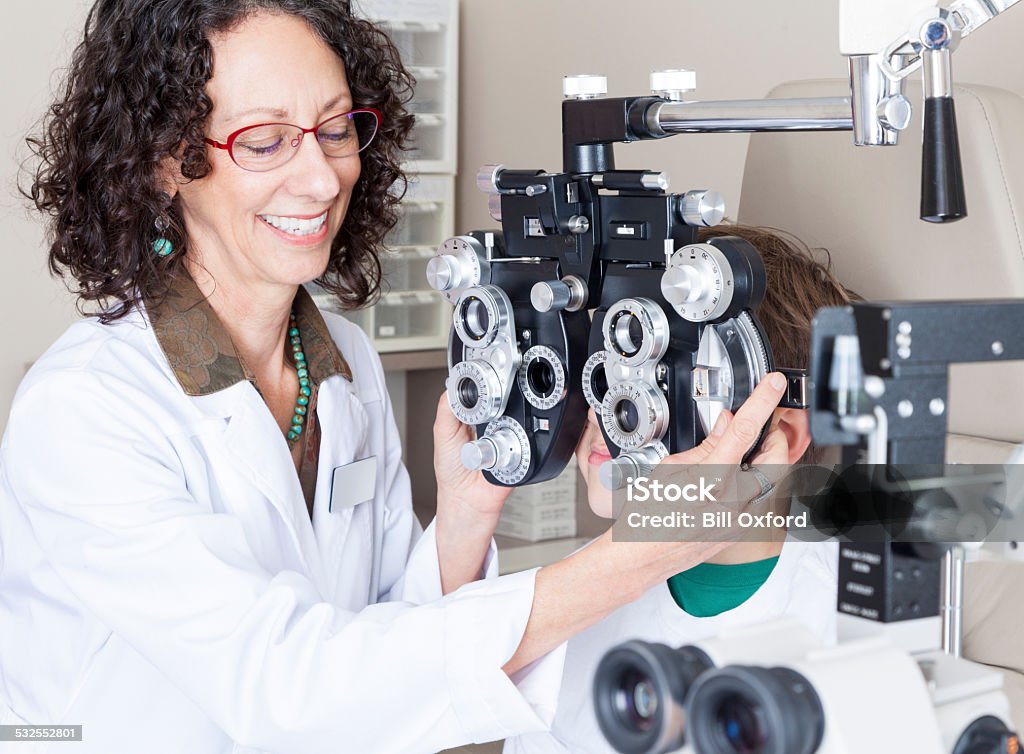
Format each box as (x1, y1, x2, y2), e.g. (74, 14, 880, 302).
(154, 193, 174, 257)
(153, 236, 173, 257)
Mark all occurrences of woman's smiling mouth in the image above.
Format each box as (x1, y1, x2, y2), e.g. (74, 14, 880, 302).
(258, 210, 330, 242)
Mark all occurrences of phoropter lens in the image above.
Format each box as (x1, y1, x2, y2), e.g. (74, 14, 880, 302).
(628, 317, 644, 349)
(614, 398, 641, 435)
(457, 377, 480, 410)
(461, 297, 490, 340)
(613, 312, 645, 357)
(527, 359, 556, 398)
(590, 363, 609, 404)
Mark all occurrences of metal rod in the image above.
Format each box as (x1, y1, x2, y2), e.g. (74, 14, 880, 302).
(941, 545, 966, 657)
(923, 47, 954, 99)
(650, 97, 854, 134)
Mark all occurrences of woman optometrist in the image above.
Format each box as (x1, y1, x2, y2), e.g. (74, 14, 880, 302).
(0, 2, 793, 753)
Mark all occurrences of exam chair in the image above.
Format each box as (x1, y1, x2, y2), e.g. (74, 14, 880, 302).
(738, 78, 1024, 732)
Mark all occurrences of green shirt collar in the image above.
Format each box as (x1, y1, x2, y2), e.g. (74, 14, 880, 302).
(667, 556, 780, 618)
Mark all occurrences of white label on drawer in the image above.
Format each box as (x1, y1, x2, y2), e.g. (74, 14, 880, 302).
(378, 325, 397, 337)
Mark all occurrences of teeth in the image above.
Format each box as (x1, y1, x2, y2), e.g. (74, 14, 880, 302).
(259, 212, 327, 236)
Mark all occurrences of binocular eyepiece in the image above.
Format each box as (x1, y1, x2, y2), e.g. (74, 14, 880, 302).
(594, 638, 825, 754)
(592, 634, 1019, 754)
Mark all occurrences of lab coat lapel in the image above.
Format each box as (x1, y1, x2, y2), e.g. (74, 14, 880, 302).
(195, 383, 326, 587)
(311, 375, 372, 604)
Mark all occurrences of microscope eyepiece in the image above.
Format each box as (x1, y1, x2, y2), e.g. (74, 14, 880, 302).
(687, 666, 824, 754)
(593, 640, 713, 754)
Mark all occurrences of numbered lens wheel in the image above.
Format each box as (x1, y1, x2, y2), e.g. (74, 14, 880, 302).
(601, 381, 669, 451)
(582, 350, 610, 413)
(448, 360, 504, 425)
(518, 345, 568, 410)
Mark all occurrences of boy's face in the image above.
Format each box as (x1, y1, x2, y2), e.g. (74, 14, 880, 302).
(574, 409, 616, 517)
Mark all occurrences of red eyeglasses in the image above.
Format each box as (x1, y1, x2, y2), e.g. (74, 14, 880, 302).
(205, 108, 382, 172)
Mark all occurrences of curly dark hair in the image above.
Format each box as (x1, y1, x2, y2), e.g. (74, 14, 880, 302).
(23, 0, 415, 321)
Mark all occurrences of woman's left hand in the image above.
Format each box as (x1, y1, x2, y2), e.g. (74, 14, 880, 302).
(432, 391, 515, 518)
(432, 392, 515, 593)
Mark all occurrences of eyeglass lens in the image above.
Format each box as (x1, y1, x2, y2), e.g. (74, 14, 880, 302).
(230, 111, 379, 171)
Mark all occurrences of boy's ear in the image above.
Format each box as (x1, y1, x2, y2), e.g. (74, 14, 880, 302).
(772, 407, 811, 464)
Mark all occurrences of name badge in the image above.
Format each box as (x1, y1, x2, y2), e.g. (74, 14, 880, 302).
(330, 456, 377, 513)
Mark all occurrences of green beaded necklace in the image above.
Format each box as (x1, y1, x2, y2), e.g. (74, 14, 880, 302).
(286, 310, 311, 447)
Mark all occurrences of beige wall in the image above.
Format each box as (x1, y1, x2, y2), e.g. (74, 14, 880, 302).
(4, 0, 1024, 430)
(456, 0, 1024, 232)
(1, 1, 89, 431)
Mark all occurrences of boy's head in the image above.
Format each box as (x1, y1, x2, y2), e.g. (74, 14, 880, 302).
(578, 224, 857, 517)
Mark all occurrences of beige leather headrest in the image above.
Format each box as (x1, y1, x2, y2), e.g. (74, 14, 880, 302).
(963, 560, 1024, 733)
(739, 79, 1024, 461)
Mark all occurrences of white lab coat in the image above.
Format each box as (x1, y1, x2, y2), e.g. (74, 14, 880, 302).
(0, 307, 564, 754)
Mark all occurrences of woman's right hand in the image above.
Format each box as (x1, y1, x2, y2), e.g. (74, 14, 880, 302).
(610, 371, 794, 580)
(664, 371, 791, 468)
(503, 373, 792, 675)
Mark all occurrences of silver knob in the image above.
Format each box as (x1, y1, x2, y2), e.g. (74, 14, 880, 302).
(531, 276, 588, 313)
(641, 172, 670, 191)
(461, 437, 498, 470)
(461, 428, 521, 472)
(877, 95, 912, 131)
(567, 215, 590, 234)
(476, 164, 504, 195)
(563, 74, 608, 100)
(532, 281, 571, 313)
(650, 69, 697, 101)
(680, 189, 726, 227)
(660, 264, 704, 306)
(599, 447, 664, 490)
(487, 194, 502, 222)
(426, 255, 461, 292)
(599, 456, 638, 491)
